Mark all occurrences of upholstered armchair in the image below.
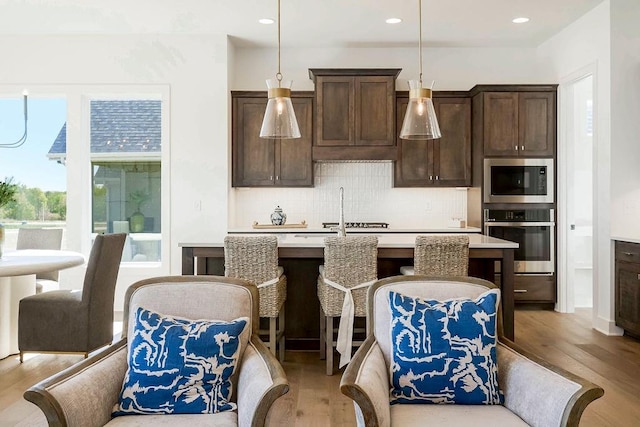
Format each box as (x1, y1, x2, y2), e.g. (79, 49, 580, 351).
(23, 275, 289, 427)
(340, 275, 604, 427)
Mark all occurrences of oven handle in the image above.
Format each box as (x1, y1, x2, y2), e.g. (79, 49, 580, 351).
(484, 222, 555, 227)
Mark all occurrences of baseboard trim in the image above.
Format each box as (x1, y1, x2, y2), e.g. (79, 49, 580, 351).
(594, 315, 624, 336)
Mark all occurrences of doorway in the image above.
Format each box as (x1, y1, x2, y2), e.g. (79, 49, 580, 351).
(559, 70, 595, 312)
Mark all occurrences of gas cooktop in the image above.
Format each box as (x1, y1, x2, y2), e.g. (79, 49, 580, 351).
(322, 222, 389, 229)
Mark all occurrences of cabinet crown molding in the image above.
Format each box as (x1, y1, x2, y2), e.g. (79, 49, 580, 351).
(308, 68, 401, 82)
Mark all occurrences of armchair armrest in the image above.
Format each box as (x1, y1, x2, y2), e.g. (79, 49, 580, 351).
(237, 336, 289, 427)
(498, 339, 604, 427)
(340, 336, 391, 427)
(23, 338, 128, 427)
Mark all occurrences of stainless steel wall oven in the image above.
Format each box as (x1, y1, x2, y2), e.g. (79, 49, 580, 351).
(484, 158, 554, 204)
(484, 208, 555, 274)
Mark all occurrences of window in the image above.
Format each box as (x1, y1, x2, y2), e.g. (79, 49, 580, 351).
(0, 96, 67, 250)
(90, 99, 162, 263)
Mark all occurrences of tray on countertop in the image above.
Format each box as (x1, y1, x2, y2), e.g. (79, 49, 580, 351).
(252, 220, 308, 229)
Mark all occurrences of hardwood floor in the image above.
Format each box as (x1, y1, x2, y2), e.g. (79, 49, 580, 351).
(1, 308, 639, 426)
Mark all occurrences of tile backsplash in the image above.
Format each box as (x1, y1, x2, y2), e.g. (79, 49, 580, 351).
(231, 162, 468, 229)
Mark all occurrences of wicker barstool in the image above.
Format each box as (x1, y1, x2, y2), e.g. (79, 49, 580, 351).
(224, 235, 287, 361)
(399, 235, 470, 276)
(317, 235, 378, 375)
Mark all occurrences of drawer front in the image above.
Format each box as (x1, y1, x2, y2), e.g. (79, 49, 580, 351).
(513, 274, 556, 302)
(616, 241, 640, 263)
(495, 274, 556, 303)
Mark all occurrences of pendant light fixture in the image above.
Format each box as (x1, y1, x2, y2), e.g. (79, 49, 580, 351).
(0, 90, 28, 149)
(399, 0, 441, 140)
(259, 0, 301, 139)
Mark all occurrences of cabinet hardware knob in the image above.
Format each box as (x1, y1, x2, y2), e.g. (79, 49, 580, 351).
(521, 145, 525, 150)
(435, 175, 439, 180)
(637, 274, 640, 281)
(276, 175, 279, 180)
(624, 252, 635, 256)
(514, 289, 528, 293)
(429, 175, 433, 180)
(270, 175, 273, 180)
(515, 146, 519, 151)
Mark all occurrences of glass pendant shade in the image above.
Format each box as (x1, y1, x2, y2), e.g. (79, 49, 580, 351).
(260, 79, 301, 139)
(400, 80, 441, 140)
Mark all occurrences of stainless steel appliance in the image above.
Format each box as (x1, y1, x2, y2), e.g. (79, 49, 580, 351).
(322, 222, 389, 229)
(484, 158, 554, 204)
(484, 208, 555, 274)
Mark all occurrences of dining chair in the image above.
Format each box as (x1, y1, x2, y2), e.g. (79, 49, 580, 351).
(400, 234, 469, 276)
(18, 233, 126, 361)
(224, 235, 287, 361)
(16, 227, 64, 293)
(317, 235, 378, 375)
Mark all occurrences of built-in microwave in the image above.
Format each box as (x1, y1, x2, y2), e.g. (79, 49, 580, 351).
(484, 158, 554, 204)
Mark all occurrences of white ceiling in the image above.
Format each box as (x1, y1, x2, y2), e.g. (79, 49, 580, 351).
(0, 0, 605, 48)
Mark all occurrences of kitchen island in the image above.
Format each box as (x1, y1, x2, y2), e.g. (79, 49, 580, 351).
(180, 233, 518, 342)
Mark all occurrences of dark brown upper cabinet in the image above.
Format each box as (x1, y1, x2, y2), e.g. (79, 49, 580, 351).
(309, 68, 401, 160)
(232, 92, 313, 187)
(472, 85, 557, 158)
(394, 93, 471, 187)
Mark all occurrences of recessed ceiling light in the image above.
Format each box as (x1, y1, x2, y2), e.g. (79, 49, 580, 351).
(259, 18, 275, 25)
(512, 17, 530, 24)
(386, 18, 402, 24)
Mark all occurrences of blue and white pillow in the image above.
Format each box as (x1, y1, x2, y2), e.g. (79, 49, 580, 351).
(112, 306, 248, 416)
(388, 289, 503, 405)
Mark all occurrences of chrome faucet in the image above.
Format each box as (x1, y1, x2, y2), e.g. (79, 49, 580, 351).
(332, 187, 347, 237)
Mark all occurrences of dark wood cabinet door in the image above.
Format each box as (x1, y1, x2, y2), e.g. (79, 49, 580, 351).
(315, 76, 354, 146)
(232, 97, 275, 187)
(483, 92, 519, 157)
(394, 97, 432, 187)
(616, 260, 640, 336)
(432, 97, 471, 186)
(394, 95, 471, 187)
(355, 76, 395, 146)
(276, 97, 313, 186)
(232, 93, 313, 187)
(518, 92, 556, 157)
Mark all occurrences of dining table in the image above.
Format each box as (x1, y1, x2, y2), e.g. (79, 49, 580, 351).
(0, 249, 85, 359)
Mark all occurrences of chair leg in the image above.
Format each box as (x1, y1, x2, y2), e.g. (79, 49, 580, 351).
(19, 352, 24, 363)
(326, 316, 334, 376)
(278, 309, 285, 362)
(269, 317, 277, 356)
(319, 307, 326, 360)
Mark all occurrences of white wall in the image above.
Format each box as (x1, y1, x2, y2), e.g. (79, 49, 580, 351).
(538, 1, 617, 333)
(610, 0, 640, 239)
(0, 33, 230, 310)
(234, 46, 553, 92)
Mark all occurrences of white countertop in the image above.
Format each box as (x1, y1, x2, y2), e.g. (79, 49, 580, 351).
(228, 226, 483, 234)
(612, 236, 640, 245)
(182, 233, 517, 249)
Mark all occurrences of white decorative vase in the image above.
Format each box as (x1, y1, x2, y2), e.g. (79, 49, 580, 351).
(270, 206, 287, 226)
